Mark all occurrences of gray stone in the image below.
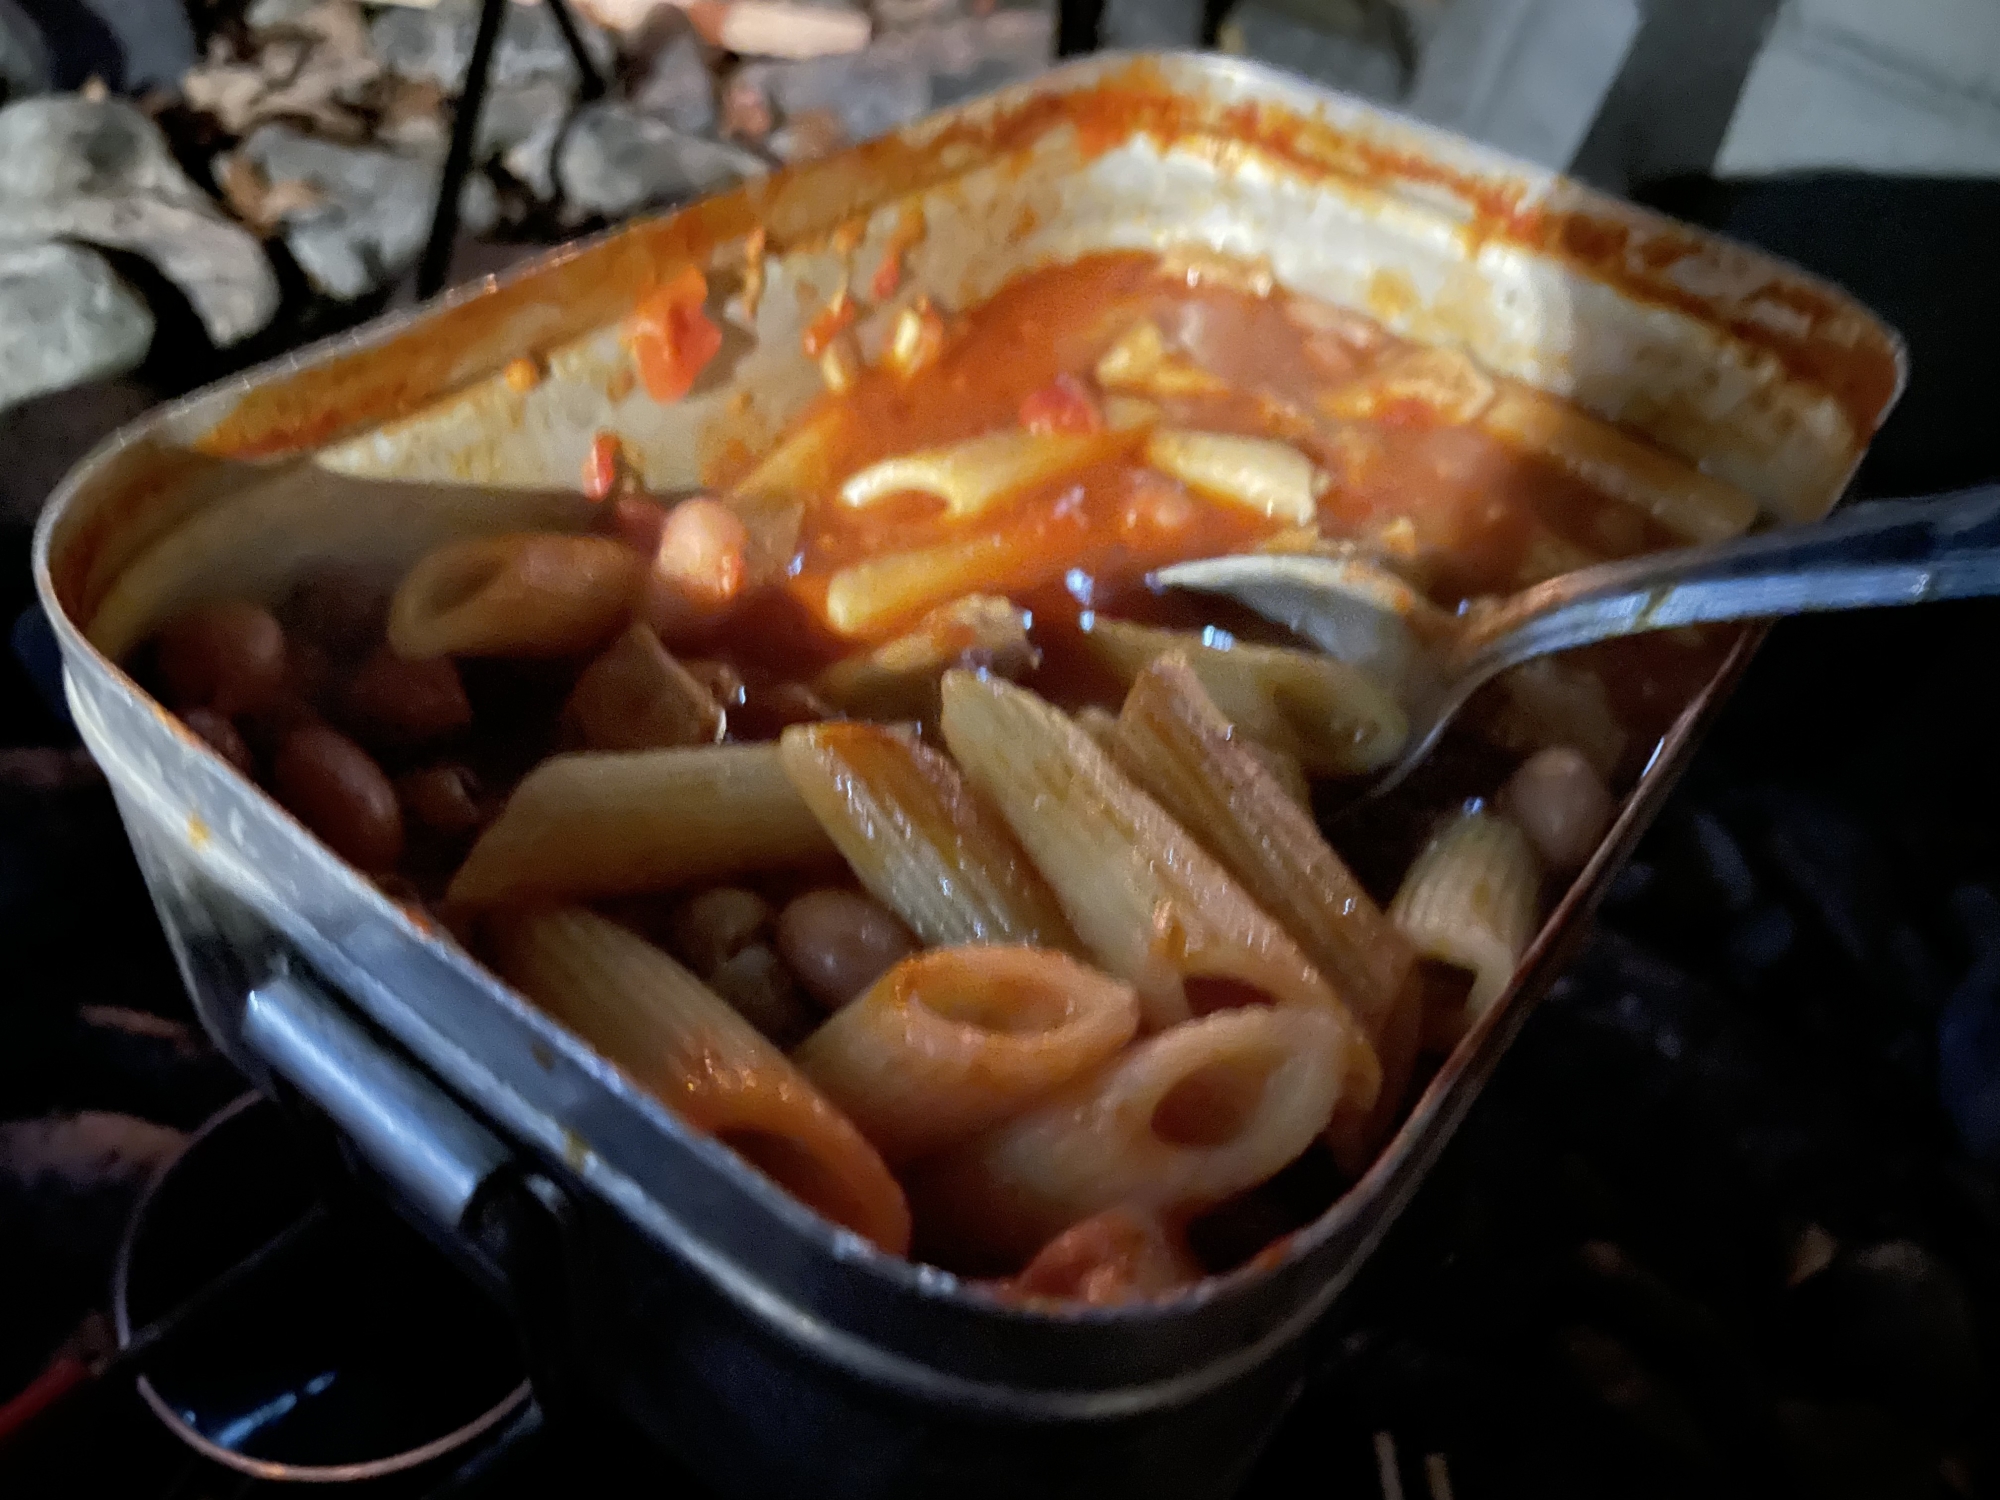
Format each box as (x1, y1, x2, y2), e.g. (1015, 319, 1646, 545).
(555, 100, 765, 220)
(245, 0, 325, 30)
(740, 9, 1051, 150)
(1218, 1, 1408, 104)
(1099, 0, 1203, 48)
(78, 0, 198, 92)
(0, 95, 278, 345)
(371, 0, 614, 91)
(239, 122, 498, 299)
(630, 30, 715, 134)
(1, 0, 49, 102)
(502, 106, 564, 201)
(0, 240, 153, 411)
(478, 74, 572, 158)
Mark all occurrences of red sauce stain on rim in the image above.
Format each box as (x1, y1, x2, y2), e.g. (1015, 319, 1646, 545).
(186, 58, 1899, 467)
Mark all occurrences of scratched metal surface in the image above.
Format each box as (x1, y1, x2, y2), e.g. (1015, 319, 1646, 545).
(29, 47, 1904, 1445)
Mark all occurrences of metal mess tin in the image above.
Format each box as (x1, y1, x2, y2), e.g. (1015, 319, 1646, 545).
(34, 53, 1903, 1500)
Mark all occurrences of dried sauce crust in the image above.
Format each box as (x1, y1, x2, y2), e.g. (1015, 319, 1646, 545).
(181, 56, 1897, 474)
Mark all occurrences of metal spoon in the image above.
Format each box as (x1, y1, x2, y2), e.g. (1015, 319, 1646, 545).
(1152, 484, 2000, 799)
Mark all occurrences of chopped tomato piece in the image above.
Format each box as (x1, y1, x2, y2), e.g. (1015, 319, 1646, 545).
(802, 290, 857, 359)
(1019, 373, 1103, 436)
(627, 267, 722, 404)
(581, 431, 624, 501)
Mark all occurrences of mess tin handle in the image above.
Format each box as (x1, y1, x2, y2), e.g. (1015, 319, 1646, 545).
(245, 973, 510, 1234)
(243, 973, 586, 1420)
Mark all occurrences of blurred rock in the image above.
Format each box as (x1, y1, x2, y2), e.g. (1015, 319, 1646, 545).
(237, 122, 497, 298)
(628, 16, 714, 133)
(68, 0, 198, 92)
(502, 106, 562, 199)
(736, 8, 1050, 155)
(0, 95, 278, 344)
(371, 0, 613, 91)
(1218, 1, 1408, 102)
(0, 0, 50, 101)
(0, 240, 153, 411)
(556, 98, 763, 219)
(478, 74, 571, 158)
(181, 0, 382, 141)
(1098, 0, 1202, 48)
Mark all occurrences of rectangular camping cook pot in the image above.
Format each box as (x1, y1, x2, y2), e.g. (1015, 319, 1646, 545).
(32, 51, 1903, 1500)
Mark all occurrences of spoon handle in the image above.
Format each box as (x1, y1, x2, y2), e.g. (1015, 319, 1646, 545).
(1456, 484, 2000, 677)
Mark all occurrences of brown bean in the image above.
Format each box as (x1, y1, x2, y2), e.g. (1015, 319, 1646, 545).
(274, 724, 404, 871)
(708, 943, 818, 1049)
(1497, 746, 1614, 873)
(775, 888, 918, 1012)
(155, 601, 286, 716)
(668, 887, 773, 976)
(340, 647, 472, 749)
(395, 764, 484, 837)
(180, 707, 255, 776)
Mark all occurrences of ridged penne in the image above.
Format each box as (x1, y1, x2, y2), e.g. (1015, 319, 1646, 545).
(777, 721, 1078, 950)
(1142, 430, 1325, 525)
(387, 532, 640, 660)
(839, 431, 1115, 520)
(793, 946, 1140, 1163)
(1094, 320, 1227, 397)
(447, 744, 836, 906)
(1388, 809, 1542, 1041)
(1079, 617, 1407, 777)
(1003, 1205, 1203, 1306)
(1319, 346, 1496, 425)
(490, 907, 909, 1253)
(937, 671, 1382, 1115)
(563, 623, 725, 750)
(823, 530, 1045, 640)
(812, 595, 1036, 722)
(910, 1005, 1353, 1266)
(1478, 383, 1757, 544)
(1111, 657, 1418, 1158)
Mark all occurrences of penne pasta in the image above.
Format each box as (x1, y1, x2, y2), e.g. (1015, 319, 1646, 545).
(387, 532, 640, 660)
(937, 671, 1381, 1117)
(1111, 657, 1418, 1160)
(823, 530, 1048, 640)
(1003, 1205, 1203, 1306)
(793, 945, 1140, 1163)
(1094, 320, 1228, 397)
(910, 1005, 1353, 1267)
(1478, 383, 1758, 544)
(490, 906, 909, 1253)
(86, 465, 594, 661)
(812, 595, 1037, 722)
(447, 743, 836, 906)
(563, 623, 726, 751)
(778, 721, 1078, 950)
(839, 430, 1117, 521)
(1388, 808, 1542, 1042)
(1142, 430, 1326, 525)
(1079, 617, 1407, 777)
(1319, 346, 1496, 426)
(1480, 656, 1628, 779)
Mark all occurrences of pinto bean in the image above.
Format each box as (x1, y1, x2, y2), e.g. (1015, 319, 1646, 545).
(640, 497, 748, 641)
(180, 707, 255, 776)
(274, 724, 404, 871)
(774, 888, 918, 1012)
(668, 887, 773, 976)
(1497, 746, 1614, 873)
(155, 601, 286, 716)
(340, 648, 472, 749)
(395, 764, 485, 837)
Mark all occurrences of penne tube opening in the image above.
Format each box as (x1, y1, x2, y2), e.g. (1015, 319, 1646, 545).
(911, 1005, 1354, 1268)
(387, 532, 641, 661)
(1388, 808, 1542, 1046)
(794, 946, 1140, 1163)
(490, 907, 910, 1254)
